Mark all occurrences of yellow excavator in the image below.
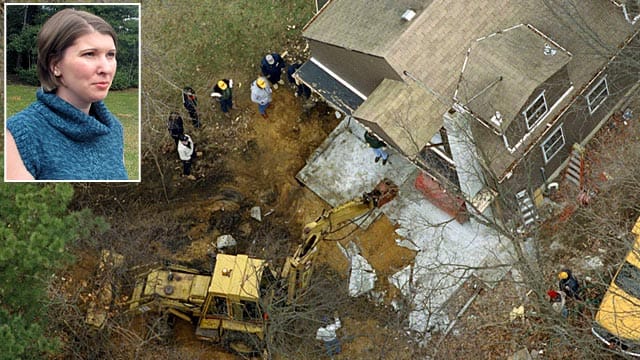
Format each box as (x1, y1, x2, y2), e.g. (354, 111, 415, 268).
(89, 179, 398, 355)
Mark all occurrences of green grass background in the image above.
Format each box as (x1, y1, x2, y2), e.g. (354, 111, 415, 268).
(5, 84, 140, 180)
(141, 0, 315, 124)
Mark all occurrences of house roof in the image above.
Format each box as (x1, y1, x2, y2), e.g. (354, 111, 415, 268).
(353, 79, 443, 157)
(304, 0, 432, 58)
(296, 58, 365, 115)
(383, 0, 630, 107)
(455, 24, 572, 131)
(304, 0, 634, 180)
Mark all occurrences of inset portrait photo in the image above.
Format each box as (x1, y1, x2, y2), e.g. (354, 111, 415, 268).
(4, 3, 140, 181)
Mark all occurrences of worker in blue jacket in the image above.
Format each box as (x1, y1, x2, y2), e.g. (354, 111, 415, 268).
(558, 269, 581, 300)
(261, 52, 286, 89)
(287, 63, 311, 99)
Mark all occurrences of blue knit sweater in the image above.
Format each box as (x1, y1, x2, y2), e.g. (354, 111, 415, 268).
(7, 89, 128, 180)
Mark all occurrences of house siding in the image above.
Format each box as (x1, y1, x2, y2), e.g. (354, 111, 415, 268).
(308, 39, 402, 96)
(502, 66, 572, 148)
(497, 35, 640, 208)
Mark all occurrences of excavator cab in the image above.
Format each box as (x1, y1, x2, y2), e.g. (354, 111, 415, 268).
(196, 254, 269, 343)
(128, 253, 276, 354)
(109, 179, 398, 356)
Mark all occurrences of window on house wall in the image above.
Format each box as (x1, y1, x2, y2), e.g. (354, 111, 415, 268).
(523, 91, 548, 130)
(586, 76, 609, 114)
(541, 125, 565, 163)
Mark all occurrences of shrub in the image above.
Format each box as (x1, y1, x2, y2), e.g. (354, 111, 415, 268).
(111, 67, 138, 90)
(16, 67, 39, 86)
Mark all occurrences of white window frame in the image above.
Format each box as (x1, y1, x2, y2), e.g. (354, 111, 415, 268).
(541, 124, 565, 163)
(523, 91, 548, 130)
(586, 76, 609, 114)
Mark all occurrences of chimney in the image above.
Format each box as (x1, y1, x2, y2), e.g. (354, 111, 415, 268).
(401, 9, 416, 22)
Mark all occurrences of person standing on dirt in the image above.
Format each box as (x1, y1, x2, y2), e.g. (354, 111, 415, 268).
(167, 111, 184, 146)
(251, 76, 272, 119)
(547, 289, 568, 318)
(211, 79, 233, 115)
(177, 134, 196, 180)
(364, 131, 389, 165)
(558, 269, 581, 300)
(316, 315, 342, 358)
(261, 53, 286, 89)
(182, 86, 200, 128)
(287, 62, 311, 99)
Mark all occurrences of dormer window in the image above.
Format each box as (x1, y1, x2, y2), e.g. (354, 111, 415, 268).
(523, 91, 548, 130)
(586, 76, 609, 114)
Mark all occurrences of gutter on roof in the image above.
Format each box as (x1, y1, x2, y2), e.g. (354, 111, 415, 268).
(310, 57, 368, 100)
(452, 104, 503, 136)
(474, 23, 523, 42)
(610, 0, 640, 24)
(526, 24, 573, 57)
(303, 0, 334, 32)
(453, 46, 472, 102)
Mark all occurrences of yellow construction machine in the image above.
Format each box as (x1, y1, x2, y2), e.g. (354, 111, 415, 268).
(281, 178, 398, 303)
(94, 179, 398, 355)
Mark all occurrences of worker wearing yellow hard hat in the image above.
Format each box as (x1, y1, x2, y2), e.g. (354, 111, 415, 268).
(557, 269, 580, 299)
(250, 76, 272, 119)
(210, 79, 233, 114)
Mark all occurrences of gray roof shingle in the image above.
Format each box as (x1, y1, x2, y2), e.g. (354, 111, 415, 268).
(304, 0, 635, 176)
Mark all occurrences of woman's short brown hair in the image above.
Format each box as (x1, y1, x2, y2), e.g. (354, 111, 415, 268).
(37, 8, 117, 92)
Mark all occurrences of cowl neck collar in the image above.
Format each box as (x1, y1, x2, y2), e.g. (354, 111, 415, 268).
(37, 88, 113, 142)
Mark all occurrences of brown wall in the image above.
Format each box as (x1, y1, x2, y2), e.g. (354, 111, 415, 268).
(503, 66, 572, 146)
(308, 39, 402, 95)
(499, 39, 640, 199)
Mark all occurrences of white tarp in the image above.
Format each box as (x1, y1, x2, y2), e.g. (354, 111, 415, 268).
(339, 241, 377, 297)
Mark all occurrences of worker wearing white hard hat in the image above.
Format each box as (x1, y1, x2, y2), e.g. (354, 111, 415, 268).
(261, 52, 286, 89)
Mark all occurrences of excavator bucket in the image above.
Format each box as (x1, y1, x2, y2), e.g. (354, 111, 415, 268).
(371, 178, 399, 207)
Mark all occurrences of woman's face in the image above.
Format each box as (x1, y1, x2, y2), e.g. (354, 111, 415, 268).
(53, 31, 116, 112)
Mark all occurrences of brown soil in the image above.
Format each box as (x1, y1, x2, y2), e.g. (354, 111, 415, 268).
(65, 71, 422, 359)
(65, 46, 640, 358)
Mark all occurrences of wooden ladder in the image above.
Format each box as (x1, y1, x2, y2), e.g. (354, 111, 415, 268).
(564, 143, 585, 188)
(515, 190, 538, 228)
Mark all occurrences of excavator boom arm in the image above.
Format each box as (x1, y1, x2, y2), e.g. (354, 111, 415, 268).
(282, 179, 398, 302)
